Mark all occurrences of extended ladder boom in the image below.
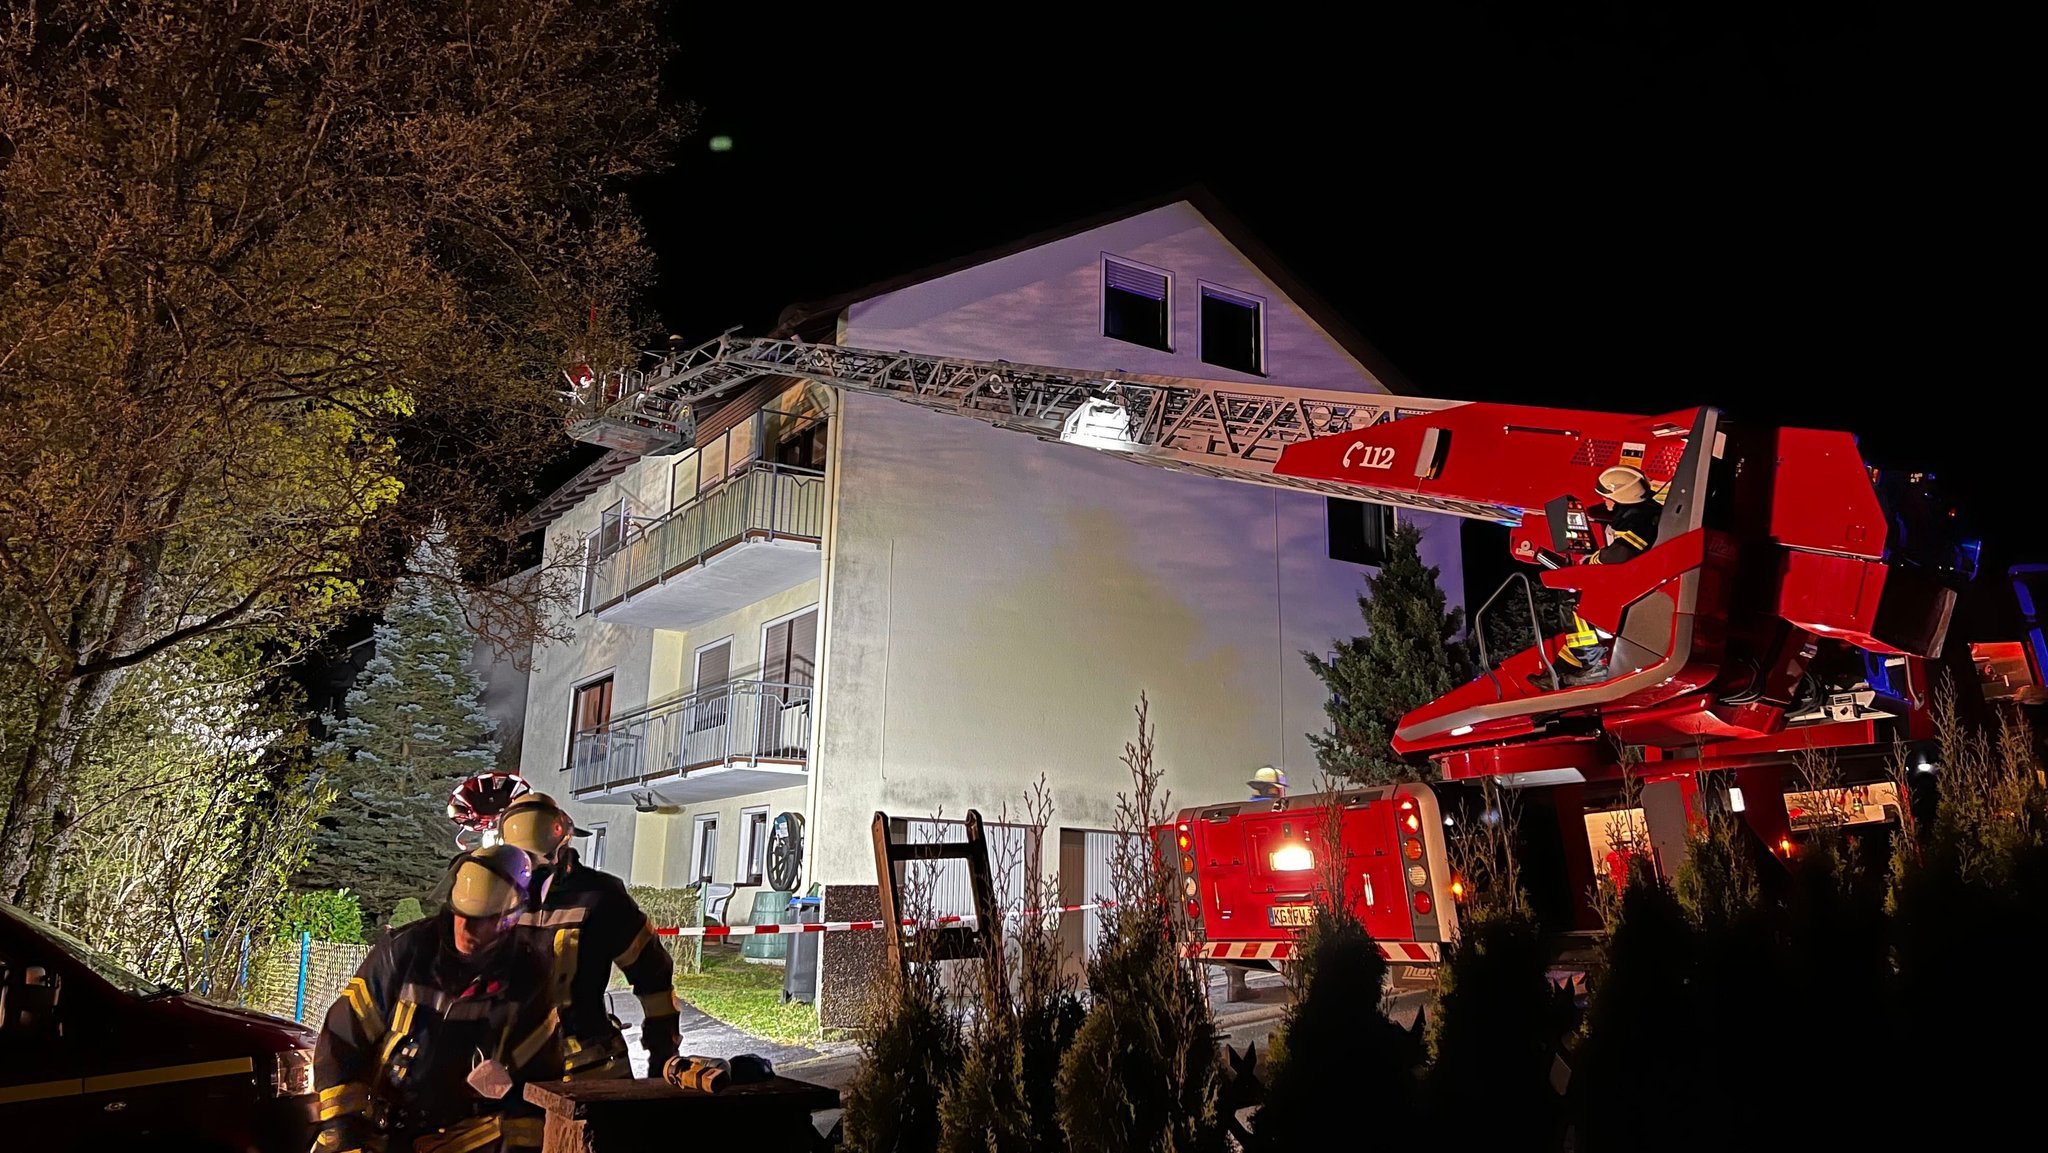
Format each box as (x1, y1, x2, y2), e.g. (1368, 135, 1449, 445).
(561, 333, 1535, 522)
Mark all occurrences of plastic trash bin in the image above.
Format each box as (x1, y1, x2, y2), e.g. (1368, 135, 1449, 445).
(782, 896, 822, 1005)
(740, 890, 794, 960)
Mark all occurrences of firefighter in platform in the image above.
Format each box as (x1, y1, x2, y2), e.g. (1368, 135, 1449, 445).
(311, 845, 558, 1153)
(1550, 465, 1664, 688)
(497, 793, 681, 1081)
(1247, 765, 1287, 801)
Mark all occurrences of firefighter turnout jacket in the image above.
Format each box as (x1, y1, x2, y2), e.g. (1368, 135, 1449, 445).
(313, 915, 558, 1153)
(1558, 494, 1666, 671)
(1587, 496, 1662, 566)
(516, 849, 681, 1080)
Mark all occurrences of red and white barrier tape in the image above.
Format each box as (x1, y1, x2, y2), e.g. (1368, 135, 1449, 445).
(653, 900, 1115, 939)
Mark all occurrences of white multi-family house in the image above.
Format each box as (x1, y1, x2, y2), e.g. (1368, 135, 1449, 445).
(512, 189, 1467, 1025)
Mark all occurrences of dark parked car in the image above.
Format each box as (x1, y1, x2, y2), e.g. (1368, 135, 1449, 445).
(0, 900, 320, 1152)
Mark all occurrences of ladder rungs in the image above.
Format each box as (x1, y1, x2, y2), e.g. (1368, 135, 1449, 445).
(889, 842, 978, 862)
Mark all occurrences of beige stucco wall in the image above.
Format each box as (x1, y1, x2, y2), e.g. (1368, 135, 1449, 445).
(805, 200, 1467, 890)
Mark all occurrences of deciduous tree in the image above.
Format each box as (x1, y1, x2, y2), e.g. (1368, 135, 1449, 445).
(0, 0, 685, 904)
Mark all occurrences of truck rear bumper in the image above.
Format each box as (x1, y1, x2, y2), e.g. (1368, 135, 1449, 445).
(1182, 940, 1442, 963)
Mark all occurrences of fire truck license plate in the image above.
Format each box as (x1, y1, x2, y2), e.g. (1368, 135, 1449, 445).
(1268, 904, 1314, 928)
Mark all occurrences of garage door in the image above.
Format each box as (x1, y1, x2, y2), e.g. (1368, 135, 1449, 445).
(1075, 829, 1140, 963)
(895, 818, 1033, 922)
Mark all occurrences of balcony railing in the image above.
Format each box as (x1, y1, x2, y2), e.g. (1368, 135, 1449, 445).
(587, 462, 825, 615)
(569, 679, 814, 796)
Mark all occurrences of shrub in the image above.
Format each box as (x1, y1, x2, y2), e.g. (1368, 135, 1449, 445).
(1570, 855, 1696, 1153)
(1252, 904, 1417, 1151)
(843, 833, 963, 1153)
(844, 961, 965, 1153)
(628, 884, 702, 975)
(1057, 695, 1224, 1153)
(939, 778, 1084, 1153)
(1255, 773, 1421, 1149)
(386, 897, 427, 928)
(1886, 685, 2048, 1146)
(273, 888, 366, 944)
(1425, 782, 1560, 1151)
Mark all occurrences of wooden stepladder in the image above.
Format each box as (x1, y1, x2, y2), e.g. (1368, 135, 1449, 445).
(871, 808, 1003, 982)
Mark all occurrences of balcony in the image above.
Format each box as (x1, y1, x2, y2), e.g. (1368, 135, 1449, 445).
(569, 679, 813, 805)
(588, 462, 825, 628)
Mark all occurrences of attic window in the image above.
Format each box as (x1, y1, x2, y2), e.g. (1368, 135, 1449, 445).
(1200, 284, 1264, 375)
(1103, 257, 1170, 352)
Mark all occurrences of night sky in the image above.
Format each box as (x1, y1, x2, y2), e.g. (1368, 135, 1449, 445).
(622, 5, 2032, 614)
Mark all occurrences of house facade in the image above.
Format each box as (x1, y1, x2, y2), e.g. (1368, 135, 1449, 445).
(513, 193, 1467, 1019)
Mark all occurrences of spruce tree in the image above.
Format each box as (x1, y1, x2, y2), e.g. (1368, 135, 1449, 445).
(300, 530, 497, 923)
(1304, 521, 1470, 783)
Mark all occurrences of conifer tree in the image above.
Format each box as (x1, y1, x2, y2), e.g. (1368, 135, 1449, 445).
(1304, 522, 1470, 783)
(300, 531, 497, 922)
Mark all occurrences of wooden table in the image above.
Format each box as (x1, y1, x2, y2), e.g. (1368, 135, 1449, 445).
(526, 1076, 841, 1152)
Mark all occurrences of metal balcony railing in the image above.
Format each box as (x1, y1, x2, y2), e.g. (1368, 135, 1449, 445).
(586, 462, 826, 614)
(569, 679, 814, 796)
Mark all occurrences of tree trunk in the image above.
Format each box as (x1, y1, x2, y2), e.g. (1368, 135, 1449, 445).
(0, 667, 127, 908)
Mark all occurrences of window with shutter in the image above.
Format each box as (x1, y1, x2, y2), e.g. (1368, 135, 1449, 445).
(1103, 257, 1170, 351)
(596, 498, 633, 558)
(572, 677, 613, 735)
(760, 610, 816, 757)
(763, 610, 818, 688)
(693, 641, 731, 733)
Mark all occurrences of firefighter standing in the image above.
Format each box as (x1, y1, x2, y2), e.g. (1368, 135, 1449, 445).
(311, 845, 558, 1153)
(498, 793, 681, 1081)
(1550, 465, 1664, 687)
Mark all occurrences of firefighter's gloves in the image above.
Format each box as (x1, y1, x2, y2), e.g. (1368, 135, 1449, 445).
(661, 1052, 774, 1093)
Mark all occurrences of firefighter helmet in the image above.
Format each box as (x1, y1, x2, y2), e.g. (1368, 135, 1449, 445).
(449, 772, 531, 833)
(1247, 765, 1287, 796)
(1595, 466, 1651, 505)
(498, 792, 575, 861)
(449, 844, 532, 918)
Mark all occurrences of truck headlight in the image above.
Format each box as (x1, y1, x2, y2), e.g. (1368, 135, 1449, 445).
(272, 1048, 316, 1097)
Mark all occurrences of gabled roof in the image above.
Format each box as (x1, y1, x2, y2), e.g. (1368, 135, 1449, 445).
(770, 183, 1418, 395)
(522, 185, 1418, 531)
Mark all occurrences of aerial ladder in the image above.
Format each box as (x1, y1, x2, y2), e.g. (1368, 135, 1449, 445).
(560, 334, 1981, 811)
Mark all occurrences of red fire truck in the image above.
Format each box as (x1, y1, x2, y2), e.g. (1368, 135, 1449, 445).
(1159, 784, 1458, 972)
(561, 334, 2034, 978)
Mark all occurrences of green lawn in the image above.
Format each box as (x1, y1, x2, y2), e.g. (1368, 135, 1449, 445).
(674, 946, 820, 1048)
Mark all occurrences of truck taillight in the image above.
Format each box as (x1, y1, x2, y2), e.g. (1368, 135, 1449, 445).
(1414, 890, 1433, 915)
(1186, 898, 1200, 917)
(1176, 824, 1191, 852)
(1403, 838, 1423, 861)
(1183, 876, 1198, 898)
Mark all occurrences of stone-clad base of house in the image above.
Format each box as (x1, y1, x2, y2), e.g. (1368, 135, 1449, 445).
(819, 883, 886, 1031)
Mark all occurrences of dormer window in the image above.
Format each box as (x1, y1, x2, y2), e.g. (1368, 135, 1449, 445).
(1103, 256, 1171, 352)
